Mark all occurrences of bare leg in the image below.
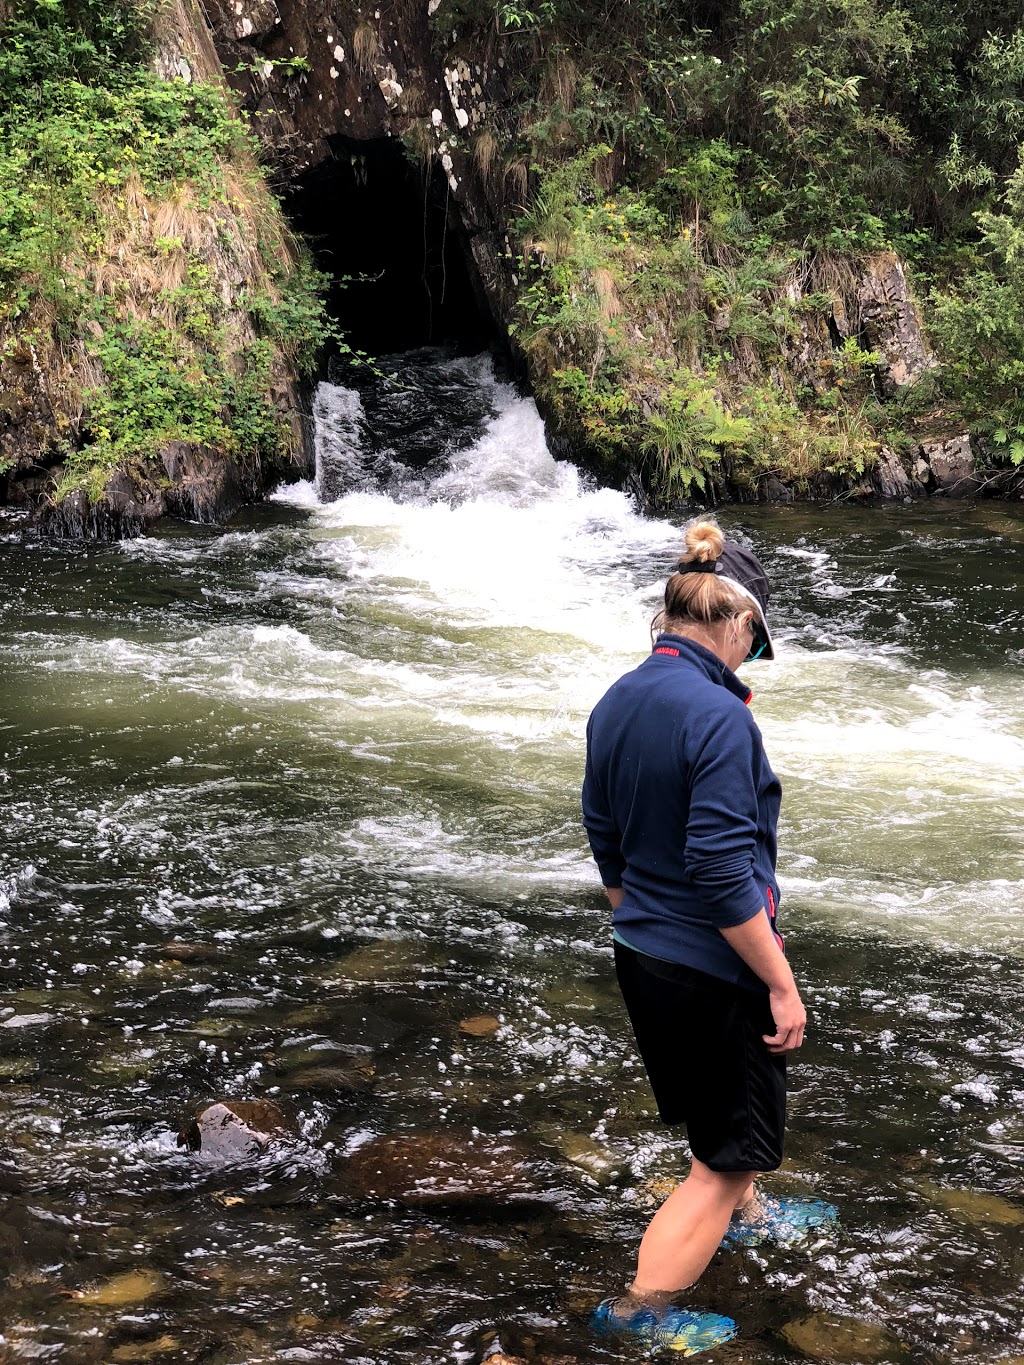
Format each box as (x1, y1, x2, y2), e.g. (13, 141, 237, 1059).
(733, 1179, 756, 1211)
(630, 1160, 758, 1296)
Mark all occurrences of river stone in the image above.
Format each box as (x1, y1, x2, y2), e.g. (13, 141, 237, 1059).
(920, 433, 977, 493)
(178, 1099, 299, 1159)
(280, 1063, 375, 1093)
(110, 1337, 180, 1363)
(781, 1312, 907, 1362)
(459, 1014, 501, 1037)
(916, 1179, 1024, 1227)
(549, 1132, 621, 1184)
(75, 1269, 165, 1307)
(328, 938, 422, 984)
(2, 1013, 54, 1029)
(875, 445, 912, 498)
(346, 1131, 540, 1207)
(161, 941, 220, 963)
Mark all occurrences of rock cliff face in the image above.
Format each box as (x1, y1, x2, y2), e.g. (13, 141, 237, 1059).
(0, 0, 985, 533)
(200, 0, 517, 328)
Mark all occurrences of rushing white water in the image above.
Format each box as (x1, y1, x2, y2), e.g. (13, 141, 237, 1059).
(270, 362, 1024, 954)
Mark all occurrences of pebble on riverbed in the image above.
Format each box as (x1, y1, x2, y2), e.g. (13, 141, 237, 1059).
(178, 1099, 298, 1159)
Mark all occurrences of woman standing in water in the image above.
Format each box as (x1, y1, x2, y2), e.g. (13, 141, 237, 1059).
(582, 519, 834, 1354)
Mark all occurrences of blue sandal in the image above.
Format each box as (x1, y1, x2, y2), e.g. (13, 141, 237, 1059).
(722, 1192, 839, 1248)
(592, 1297, 738, 1355)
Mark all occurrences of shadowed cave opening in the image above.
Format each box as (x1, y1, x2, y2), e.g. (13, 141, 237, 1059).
(287, 135, 495, 357)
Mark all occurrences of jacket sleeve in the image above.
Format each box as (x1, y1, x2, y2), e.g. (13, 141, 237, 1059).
(582, 714, 626, 888)
(683, 707, 766, 927)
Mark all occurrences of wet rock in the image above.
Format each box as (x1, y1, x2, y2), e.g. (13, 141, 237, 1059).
(346, 1130, 543, 1208)
(919, 434, 978, 494)
(874, 445, 912, 498)
(161, 941, 220, 963)
(110, 1338, 181, 1363)
(915, 1179, 1024, 1227)
(280, 1063, 375, 1094)
(547, 1132, 622, 1185)
(0, 1057, 39, 1079)
(191, 1016, 245, 1037)
(1, 1013, 54, 1029)
(229, 0, 280, 42)
(781, 1312, 908, 1362)
(764, 475, 794, 503)
(178, 1099, 299, 1159)
(327, 937, 422, 984)
(73, 1269, 165, 1308)
(459, 1013, 501, 1037)
(90, 1047, 157, 1083)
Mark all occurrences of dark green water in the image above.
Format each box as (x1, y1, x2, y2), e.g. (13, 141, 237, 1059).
(1, 356, 1024, 1363)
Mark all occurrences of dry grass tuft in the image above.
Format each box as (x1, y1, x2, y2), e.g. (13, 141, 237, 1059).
(472, 127, 500, 181)
(540, 51, 579, 112)
(353, 21, 379, 74)
(593, 267, 622, 321)
(504, 154, 530, 207)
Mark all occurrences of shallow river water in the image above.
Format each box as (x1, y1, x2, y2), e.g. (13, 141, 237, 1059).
(1, 352, 1024, 1364)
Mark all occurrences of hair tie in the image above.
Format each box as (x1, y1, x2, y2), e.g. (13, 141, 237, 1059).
(676, 559, 718, 575)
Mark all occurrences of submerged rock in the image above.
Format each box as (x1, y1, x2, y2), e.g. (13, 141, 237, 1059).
(1, 1013, 55, 1029)
(178, 1099, 299, 1160)
(346, 1131, 543, 1208)
(73, 1269, 165, 1308)
(459, 1013, 501, 1037)
(160, 941, 220, 963)
(326, 938, 422, 984)
(782, 1312, 907, 1362)
(548, 1132, 622, 1185)
(280, 1063, 375, 1094)
(915, 1179, 1024, 1228)
(110, 1337, 181, 1363)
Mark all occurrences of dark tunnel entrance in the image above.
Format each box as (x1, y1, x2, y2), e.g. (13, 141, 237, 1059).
(286, 136, 496, 357)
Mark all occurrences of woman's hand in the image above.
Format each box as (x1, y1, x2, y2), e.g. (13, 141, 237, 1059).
(720, 909, 807, 1054)
(765, 984, 806, 1054)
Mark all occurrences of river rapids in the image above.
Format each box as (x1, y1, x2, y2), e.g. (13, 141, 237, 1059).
(1, 351, 1023, 1362)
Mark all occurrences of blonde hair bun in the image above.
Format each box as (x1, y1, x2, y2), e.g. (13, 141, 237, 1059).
(683, 519, 724, 564)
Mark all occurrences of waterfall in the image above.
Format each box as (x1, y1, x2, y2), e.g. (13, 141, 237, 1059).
(313, 382, 366, 503)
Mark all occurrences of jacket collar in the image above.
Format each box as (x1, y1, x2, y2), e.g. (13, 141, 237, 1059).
(649, 633, 753, 705)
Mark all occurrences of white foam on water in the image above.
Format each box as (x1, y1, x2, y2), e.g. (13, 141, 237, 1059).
(16, 356, 1024, 956)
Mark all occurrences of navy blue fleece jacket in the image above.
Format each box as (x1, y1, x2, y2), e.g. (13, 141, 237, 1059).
(582, 634, 782, 990)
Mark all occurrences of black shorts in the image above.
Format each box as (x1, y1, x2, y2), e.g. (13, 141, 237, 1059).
(614, 940, 786, 1173)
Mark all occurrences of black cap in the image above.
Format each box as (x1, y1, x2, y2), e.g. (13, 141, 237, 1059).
(677, 543, 774, 661)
